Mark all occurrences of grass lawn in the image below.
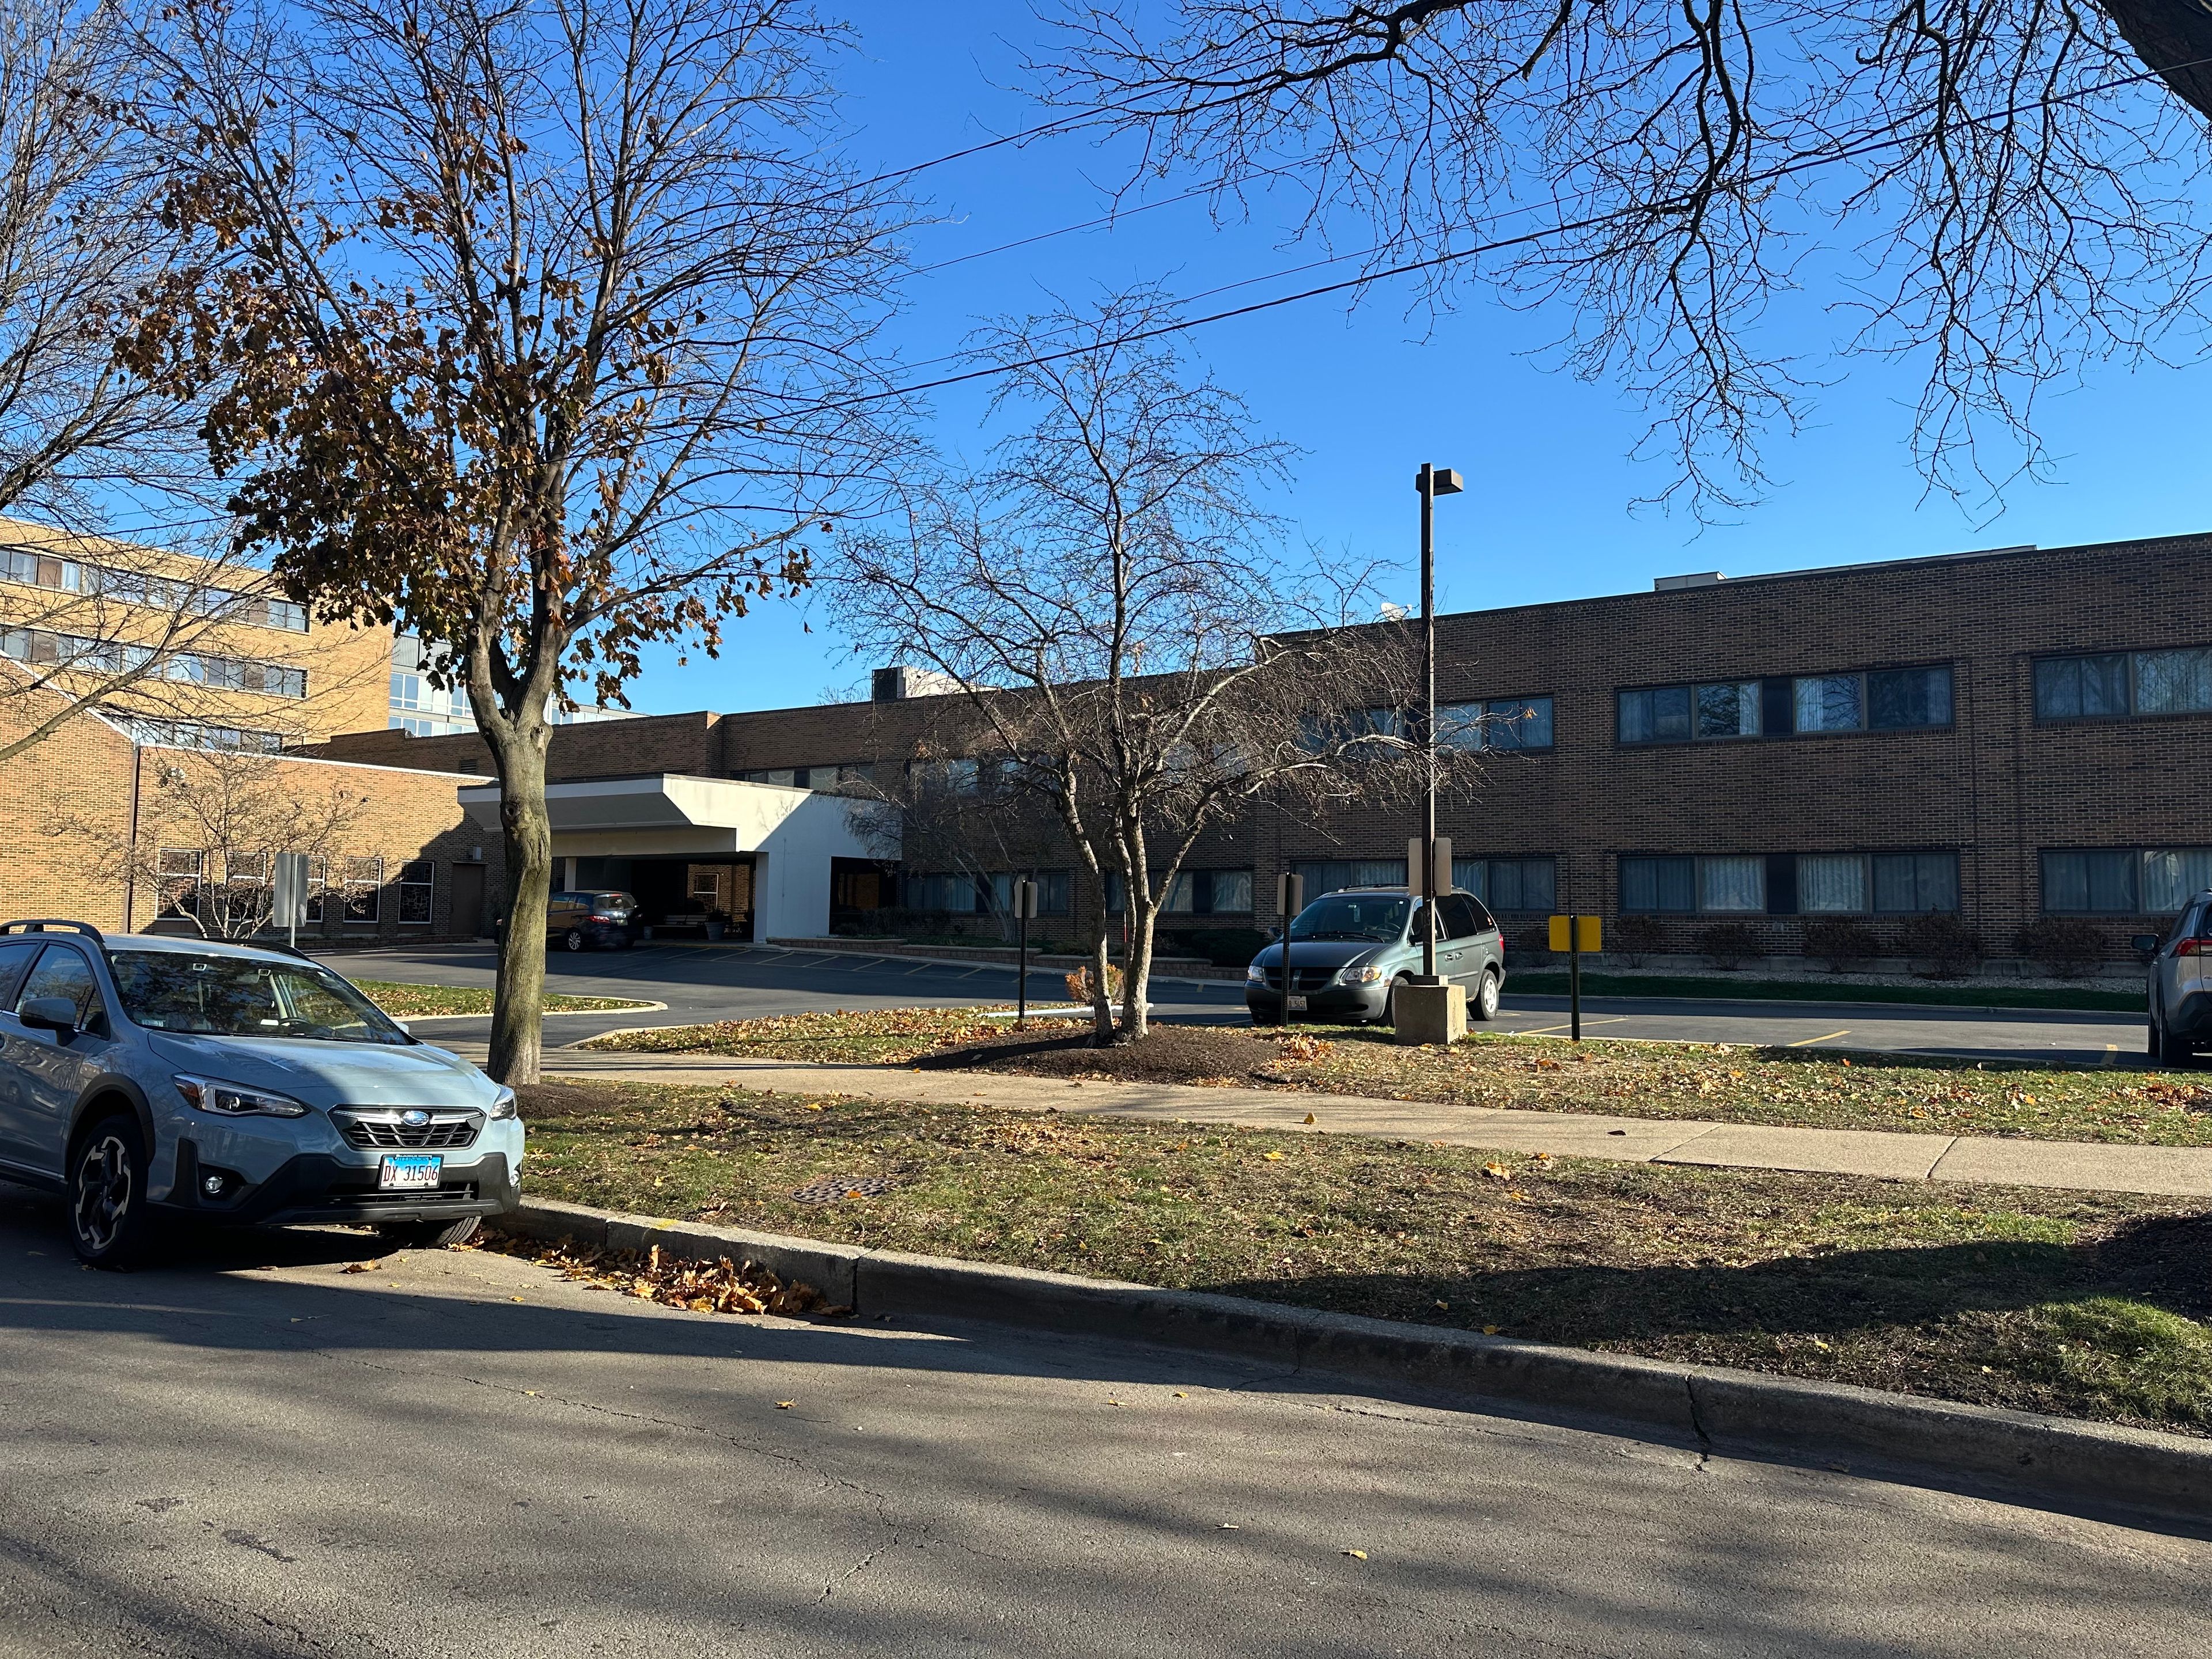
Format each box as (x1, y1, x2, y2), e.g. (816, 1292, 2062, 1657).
(355, 980, 653, 1018)
(584, 1007, 2212, 1146)
(1507, 969, 2143, 1013)
(514, 1078, 2212, 1436)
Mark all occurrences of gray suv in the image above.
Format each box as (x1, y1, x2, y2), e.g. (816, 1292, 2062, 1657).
(0, 920, 522, 1267)
(2135, 893, 2212, 1063)
(1246, 887, 1506, 1025)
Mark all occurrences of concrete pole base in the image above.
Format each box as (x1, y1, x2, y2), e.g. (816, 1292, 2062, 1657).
(1392, 981, 1467, 1046)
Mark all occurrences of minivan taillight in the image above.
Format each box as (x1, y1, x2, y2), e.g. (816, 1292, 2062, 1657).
(2178, 938, 2210, 957)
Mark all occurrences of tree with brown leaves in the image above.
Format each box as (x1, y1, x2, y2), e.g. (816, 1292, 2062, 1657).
(123, 0, 908, 1081)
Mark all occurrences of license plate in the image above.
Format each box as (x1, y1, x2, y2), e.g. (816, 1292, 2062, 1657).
(1285, 994, 1308, 1012)
(378, 1154, 442, 1191)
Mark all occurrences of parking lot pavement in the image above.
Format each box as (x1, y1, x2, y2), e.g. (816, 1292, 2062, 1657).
(315, 942, 2155, 1066)
(3, 1187, 2209, 1658)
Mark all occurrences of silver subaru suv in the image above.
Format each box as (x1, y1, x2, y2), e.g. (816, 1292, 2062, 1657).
(0, 920, 522, 1267)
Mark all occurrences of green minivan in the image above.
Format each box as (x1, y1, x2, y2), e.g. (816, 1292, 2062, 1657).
(1244, 887, 1506, 1025)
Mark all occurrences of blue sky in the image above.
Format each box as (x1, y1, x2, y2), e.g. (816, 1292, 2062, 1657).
(627, 0, 2212, 714)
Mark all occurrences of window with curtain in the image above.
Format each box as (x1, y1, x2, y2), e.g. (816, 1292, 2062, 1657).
(903, 872, 980, 912)
(1294, 859, 1408, 897)
(2041, 850, 2138, 914)
(1618, 685, 1692, 744)
(1872, 852, 1960, 913)
(1620, 856, 1696, 913)
(1793, 675, 1863, 732)
(1698, 857, 1766, 912)
(2135, 648, 2212, 715)
(2143, 850, 2212, 912)
(2034, 654, 2130, 720)
(1797, 854, 1868, 913)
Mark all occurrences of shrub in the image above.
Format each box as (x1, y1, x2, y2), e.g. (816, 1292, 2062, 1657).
(1611, 913, 1665, 967)
(1902, 911, 1983, 978)
(2013, 916, 2107, 978)
(1065, 962, 1126, 1005)
(1802, 916, 1881, 974)
(1695, 922, 1766, 971)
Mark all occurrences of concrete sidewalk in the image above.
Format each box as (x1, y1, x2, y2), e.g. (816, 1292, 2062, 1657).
(511, 1046, 2212, 1199)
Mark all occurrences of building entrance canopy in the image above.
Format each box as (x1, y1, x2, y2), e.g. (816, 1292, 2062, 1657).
(456, 773, 892, 939)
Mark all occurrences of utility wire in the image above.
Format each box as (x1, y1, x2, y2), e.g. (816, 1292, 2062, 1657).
(824, 51, 2212, 412)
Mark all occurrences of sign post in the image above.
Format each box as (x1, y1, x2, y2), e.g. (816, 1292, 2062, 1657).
(1275, 871, 1305, 1027)
(272, 851, 310, 950)
(1013, 878, 1039, 1029)
(1547, 914, 1602, 1040)
(1406, 835, 1453, 981)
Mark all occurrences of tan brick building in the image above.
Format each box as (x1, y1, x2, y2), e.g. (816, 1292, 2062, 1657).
(290, 532, 2212, 969)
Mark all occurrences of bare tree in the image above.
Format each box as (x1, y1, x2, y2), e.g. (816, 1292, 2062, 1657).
(851, 749, 1050, 944)
(58, 747, 365, 940)
(830, 290, 1459, 1041)
(123, 0, 909, 1081)
(1037, 1, 2212, 516)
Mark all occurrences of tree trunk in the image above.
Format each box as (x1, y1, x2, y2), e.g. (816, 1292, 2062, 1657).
(1123, 896, 1157, 1040)
(1086, 925, 1115, 1041)
(486, 729, 552, 1085)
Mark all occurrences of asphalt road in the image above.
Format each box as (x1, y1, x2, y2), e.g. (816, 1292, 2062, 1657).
(2, 1188, 2208, 1658)
(314, 942, 2157, 1067)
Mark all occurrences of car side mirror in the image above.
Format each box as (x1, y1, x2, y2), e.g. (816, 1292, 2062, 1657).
(18, 996, 79, 1035)
(2131, 934, 2162, 955)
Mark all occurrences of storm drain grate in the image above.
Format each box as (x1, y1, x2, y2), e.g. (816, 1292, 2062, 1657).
(789, 1176, 896, 1205)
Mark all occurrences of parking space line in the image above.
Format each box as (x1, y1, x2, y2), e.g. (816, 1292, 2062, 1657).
(1785, 1029, 1851, 1048)
(2104, 1043, 2119, 1066)
(1514, 1016, 1630, 1037)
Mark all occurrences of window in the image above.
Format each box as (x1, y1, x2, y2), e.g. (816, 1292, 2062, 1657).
(18, 946, 105, 1032)
(1618, 685, 1692, 744)
(2036, 647, 2212, 722)
(397, 860, 434, 926)
(1869, 667, 1953, 729)
(902, 872, 981, 912)
(1438, 696, 1555, 752)
(157, 849, 204, 920)
(1161, 868, 1255, 915)
(1452, 857, 1556, 912)
(305, 857, 327, 925)
(1620, 856, 1696, 913)
(1794, 675, 1862, 732)
(1797, 854, 1868, 914)
(1293, 858, 1408, 898)
(987, 870, 1071, 916)
(1871, 853, 1960, 913)
(2044, 847, 2212, 914)
(343, 857, 383, 924)
(1698, 856, 1766, 912)
(1696, 681, 1761, 739)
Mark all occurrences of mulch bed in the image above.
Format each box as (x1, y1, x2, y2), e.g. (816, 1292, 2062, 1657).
(914, 1022, 1304, 1085)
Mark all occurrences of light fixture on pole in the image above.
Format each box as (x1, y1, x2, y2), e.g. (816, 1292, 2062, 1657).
(1412, 463, 1463, 984)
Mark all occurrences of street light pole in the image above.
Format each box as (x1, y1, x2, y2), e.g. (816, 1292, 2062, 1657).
(1414, 463, 1463, 984)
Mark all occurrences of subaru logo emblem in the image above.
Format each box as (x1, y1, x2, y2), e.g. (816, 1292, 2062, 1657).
(401, 1110, 430, 1128)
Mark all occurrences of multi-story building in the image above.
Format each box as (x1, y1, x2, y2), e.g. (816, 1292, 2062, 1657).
(302, 531, 2212, 969)
(0, 520, 493, 939)
(387, 634, 646, 737)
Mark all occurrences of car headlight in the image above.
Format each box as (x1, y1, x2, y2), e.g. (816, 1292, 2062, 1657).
(1246, 963, 1267, 982)
(173, 1074, 310, 1119)
(488, 1085, 518, 1121)
(1341, 964, 1388, 984)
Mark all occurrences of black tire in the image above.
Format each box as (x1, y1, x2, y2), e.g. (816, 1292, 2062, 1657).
(377, 1216, 481, 1250)
(1384, 974, 1412, 1026)
(1469, 969, 1502, 1022)
(563, 926, 588, 952)
(68, 1113, 156, 1269)
(2153, 997, 2195, 1066)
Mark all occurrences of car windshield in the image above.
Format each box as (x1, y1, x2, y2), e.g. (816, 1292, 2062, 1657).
(107, 950, 412, 1045)
(1289, 895, 1410, 943)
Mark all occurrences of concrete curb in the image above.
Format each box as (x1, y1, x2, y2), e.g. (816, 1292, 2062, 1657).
(493, 1195, 2212, 1525)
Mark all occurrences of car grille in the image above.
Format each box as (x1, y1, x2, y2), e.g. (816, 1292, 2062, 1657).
(324, 1184, 479, 1209)
(1263, 967, 1341, 991)
(332, 1110, 483, 1150)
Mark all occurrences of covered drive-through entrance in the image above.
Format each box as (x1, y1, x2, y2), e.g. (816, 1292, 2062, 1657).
(457, 774, 893, 941)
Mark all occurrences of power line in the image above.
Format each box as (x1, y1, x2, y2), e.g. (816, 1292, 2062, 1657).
(830, 52, 2212, 412)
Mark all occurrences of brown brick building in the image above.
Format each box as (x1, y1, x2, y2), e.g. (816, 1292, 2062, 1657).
(294, 532, 2212, 970)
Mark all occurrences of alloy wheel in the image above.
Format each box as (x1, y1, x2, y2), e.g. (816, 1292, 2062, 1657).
(74, 1134, 134, 1254)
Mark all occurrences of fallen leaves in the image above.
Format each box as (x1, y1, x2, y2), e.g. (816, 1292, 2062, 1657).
(1481, 1161, 1510, 1180)
(467, 1233, 848, 1320)
(1343, 1548, 1368, 1560)
(775, 1400, 796, 1410)
(1262, 1150, 1286, 1162)
(340, 1260, 378, 1274)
